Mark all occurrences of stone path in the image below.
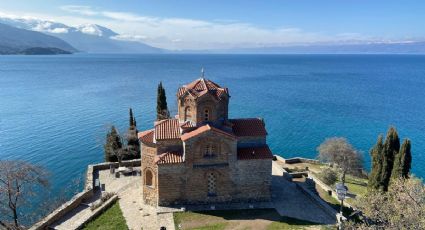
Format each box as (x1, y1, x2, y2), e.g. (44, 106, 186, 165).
(271, 162, 336, 224)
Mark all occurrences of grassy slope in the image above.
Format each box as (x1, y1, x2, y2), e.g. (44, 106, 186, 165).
(174, 209, 324, 230)
(83, 201, 128, 230)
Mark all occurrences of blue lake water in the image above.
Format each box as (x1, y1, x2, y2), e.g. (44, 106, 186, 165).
(1, 54, 424, 201)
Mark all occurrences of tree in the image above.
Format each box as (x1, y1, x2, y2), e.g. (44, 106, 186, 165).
(317, 137, 363, 184)
(380, 127, 400, 191)
(347, 177, 425, 229)
(391, 139, 412, 180)
(368, 135, 384, 190)
(0, 160, 49, 229)
(129, 108, 135, 128)
(104, 126, 122, 162)
(156, 82, 169, 120)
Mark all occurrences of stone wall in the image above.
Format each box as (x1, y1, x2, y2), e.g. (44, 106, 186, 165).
(29, 190, 94, 230)
(285, 157, 320, 164)
(141, 144, 159, 206)
(31, 159, 141, 230)
(234, 159, 272, 201)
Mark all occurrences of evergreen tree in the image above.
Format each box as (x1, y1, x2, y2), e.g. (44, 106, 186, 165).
(381, 127, 400, 191)
(368, 135, 384, 190)
(104, 126, 122, 162)
(129, 108, 135, 128)
(156, 81, 169, 120)
(392, 139, 412, 179)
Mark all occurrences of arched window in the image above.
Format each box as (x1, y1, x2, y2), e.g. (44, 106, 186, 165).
(204, 144, 216, 157)
(204, 109, 210, 121)
(184, 107, 192, 121)
(145, 170, 153, 187)
(207, 172, 216, 196)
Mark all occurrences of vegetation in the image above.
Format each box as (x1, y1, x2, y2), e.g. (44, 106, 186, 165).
(319, 169, 338, 186)
(317, 137, 363, 184)
(126, 108, 140, 159)
(391, 139, 412, 179)
(156, 81, 170, 120)
(104, 126, 122, 162)
(83, 201, 128, 230)
(104, 108, 141, 163)
(368, 127, 412, 191)
(0, 160, 49, 229)
(174, 209, 323, 230)
(347, 177, 425, 229)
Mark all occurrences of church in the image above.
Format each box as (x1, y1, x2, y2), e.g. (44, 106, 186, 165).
(138, 74, 273, 206)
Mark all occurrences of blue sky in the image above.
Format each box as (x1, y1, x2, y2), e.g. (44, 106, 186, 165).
(0, 0, 424, 49)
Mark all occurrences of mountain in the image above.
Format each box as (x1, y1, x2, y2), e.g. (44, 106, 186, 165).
(0, 17, 163, 54)
(0, 22, 77, 54)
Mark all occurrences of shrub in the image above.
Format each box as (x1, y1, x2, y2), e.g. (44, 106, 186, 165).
(319, 169, 338, 186)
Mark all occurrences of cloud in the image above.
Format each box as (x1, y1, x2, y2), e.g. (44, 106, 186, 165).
(1, 6, 401, 50)
(60, 5, 98, 16)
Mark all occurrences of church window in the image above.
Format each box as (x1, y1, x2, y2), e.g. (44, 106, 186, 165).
(207, 172, 216, 196)
(145, 169, 153, 187)
(184, 107, 192, 121)
(204, 109, 210, 121)
(204, 144, 216, 157)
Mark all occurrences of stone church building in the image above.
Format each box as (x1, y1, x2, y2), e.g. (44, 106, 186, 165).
(138, 76, 273, 206)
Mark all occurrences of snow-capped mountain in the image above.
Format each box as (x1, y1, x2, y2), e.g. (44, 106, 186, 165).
(0, 22, 77, 54)
(0, 16, 162, 53)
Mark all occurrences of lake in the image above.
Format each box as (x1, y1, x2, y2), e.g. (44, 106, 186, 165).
(0, 54, 424, 200)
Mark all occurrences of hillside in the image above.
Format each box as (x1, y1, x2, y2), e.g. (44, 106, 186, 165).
(0, 17, 163, 54)
(0, 22, 77, 54)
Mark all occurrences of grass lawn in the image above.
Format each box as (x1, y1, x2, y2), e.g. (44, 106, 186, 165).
(174, 209, 329, 230)
(83, 201, 128, 230)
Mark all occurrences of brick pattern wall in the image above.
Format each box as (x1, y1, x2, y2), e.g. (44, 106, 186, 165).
(234, 159, 272, 201)
(141, 144, 158, 206)
(155, 130, 272, 206)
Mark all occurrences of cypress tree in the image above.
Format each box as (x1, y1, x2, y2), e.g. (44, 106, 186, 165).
(129, 108, 135, 128)
(368, 135, 384, 190)
(381, 127, 400, 191)
(104, 126, 122, 162)
(156, 82, 169, 120)
(392, 139, 412, 179)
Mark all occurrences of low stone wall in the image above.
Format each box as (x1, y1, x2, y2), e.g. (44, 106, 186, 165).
(75, 195, 119, 230)
(284, 157, 320, 164)
(308, 172, 354, 209)
(31, 159, 141, 230)
(29, 189, 94, 230)
(295, 182, 338, 221)
(85, 159, 141, 191)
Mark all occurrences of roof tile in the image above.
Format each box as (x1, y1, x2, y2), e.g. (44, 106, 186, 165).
(138, 129, 154, 144)
(230, 118, 267, 137)
(155, 119, 181, 140)
(155, 151, 184, 164)
(181, 124, 236, 141)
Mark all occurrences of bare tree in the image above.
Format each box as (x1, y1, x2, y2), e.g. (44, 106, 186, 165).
(317, 137, 363, 184)
(0, 160, 49, 229)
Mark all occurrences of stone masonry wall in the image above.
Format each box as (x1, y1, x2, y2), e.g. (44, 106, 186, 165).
(141, 144, 158, 206)
(234, 159, 272, 201)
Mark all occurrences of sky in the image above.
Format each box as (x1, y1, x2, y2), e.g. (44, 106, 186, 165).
(0, 0, 424, 50)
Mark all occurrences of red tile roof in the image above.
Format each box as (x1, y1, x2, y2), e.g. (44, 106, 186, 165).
(154, 119, 181, 140)
(138, 129, 154, 144)
(230, 118, 267, 137)
(177, 78, 229, 100)
(155, 151, 184, 164)
(180, 121, 196, 128)
(237, 146, 273, 160)
(181, 124, 236, 141)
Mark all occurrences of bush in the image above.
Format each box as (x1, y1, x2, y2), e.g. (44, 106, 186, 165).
(319, 169, 338, 186)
